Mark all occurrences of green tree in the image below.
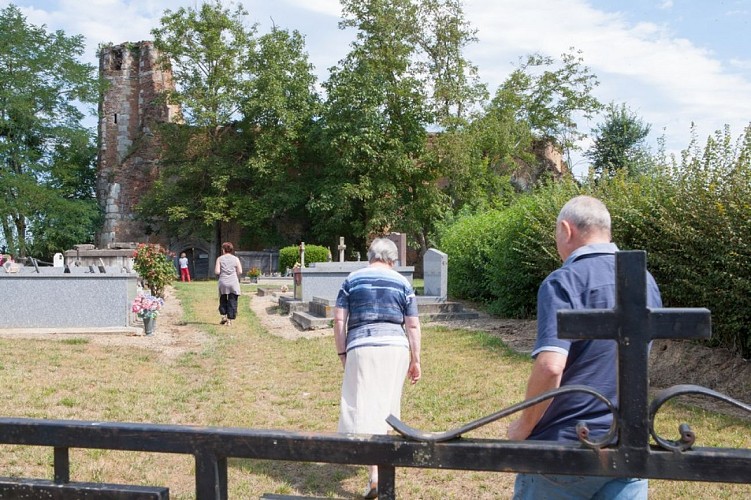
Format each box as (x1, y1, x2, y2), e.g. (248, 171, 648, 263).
(233, 26, 321, 248)
(0, 5, 100, 258)
(147, 0, 257, 261)
(143, 1, 321, 252)
(414, 0, 487, 128)
(314, 0, 429, 244)
(586, 102, 652, 178)
(494, 49, 602, 162)
(313, 0, 487, 259)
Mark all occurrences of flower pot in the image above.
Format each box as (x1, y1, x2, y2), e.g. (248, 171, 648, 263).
(143, 316, 157, 336)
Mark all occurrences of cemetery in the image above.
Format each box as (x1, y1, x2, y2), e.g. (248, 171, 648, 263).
(0, 251, 749, 498)
(2, 2, 750, 498)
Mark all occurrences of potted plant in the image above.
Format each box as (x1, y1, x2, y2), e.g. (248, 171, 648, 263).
(247, 267, 261, 283)
(131, 292, 165, 336)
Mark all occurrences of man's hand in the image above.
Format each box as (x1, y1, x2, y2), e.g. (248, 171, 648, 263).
(507, 418, 531, 441)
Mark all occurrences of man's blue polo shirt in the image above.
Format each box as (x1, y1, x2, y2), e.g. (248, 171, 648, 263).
(530, 243, 662, 442)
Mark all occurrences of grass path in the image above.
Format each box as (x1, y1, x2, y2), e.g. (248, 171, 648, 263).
(0, 281, 748, 498)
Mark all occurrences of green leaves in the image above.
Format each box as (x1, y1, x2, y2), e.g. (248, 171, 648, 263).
(0, 5, 99, 258)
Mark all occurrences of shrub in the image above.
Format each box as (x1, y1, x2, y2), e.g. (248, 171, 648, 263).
(278, 244, 331, 273)
(132, 243, 176, 298)
(439, 210, 505, 303)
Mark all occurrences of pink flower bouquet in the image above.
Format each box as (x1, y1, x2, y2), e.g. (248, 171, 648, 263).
(131, 293, 165, 319)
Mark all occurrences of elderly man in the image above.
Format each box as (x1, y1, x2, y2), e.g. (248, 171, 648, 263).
(508, 195, 662, 499)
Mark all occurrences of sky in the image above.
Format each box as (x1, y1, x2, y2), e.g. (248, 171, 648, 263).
(3, 0, 751, 173)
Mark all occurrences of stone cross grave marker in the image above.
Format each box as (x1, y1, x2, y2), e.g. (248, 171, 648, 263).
(557, 250, 711, 453)
(337, 237, 346, 262)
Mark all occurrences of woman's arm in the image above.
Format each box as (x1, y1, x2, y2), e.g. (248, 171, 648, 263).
(334, 307, 348, 366)
(404, 315, 422, 383)
(235, 256, 242, 276)
(214, 257, 221, 276)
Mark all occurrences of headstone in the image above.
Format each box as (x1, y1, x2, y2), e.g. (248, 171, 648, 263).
(423, 248, 448, 301)
(53, 253, 64, 267)
(337, 237, 346, 262)
(299, 242, 305, 267)
(386, 232, 407, 266)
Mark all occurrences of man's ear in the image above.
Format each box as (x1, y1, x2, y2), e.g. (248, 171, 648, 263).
(559, 219, 574, 242)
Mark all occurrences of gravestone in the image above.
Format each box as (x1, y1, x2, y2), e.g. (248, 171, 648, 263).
(53, 253, 64, 267)
(386, 232, 407, 266)
(423, 248, 447, 301)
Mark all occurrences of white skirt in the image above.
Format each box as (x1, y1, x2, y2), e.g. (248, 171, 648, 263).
(338, 345, 410, 435)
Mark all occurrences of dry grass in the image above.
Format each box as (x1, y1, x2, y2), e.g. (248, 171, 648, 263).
(0, 281, 748, 498)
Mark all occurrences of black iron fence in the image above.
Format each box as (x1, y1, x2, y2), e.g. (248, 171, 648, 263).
(0, 252, 749, 499)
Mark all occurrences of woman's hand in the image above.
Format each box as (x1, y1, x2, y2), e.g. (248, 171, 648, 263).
(408, 360, 421, 384)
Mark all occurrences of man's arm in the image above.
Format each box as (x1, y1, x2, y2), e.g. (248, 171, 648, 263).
(507, 350, 567, 440)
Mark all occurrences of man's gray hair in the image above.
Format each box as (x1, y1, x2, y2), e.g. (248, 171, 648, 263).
(557, 195, 611, 235)
(368, 237, 399, 264)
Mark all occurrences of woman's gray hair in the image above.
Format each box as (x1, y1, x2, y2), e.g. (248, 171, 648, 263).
(368, 237, 399, 264)
(557, 195, 611, 236)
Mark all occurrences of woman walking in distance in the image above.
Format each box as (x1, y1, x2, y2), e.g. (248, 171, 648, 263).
(214, 242, 242, 326)
(334, 238, 422, 499)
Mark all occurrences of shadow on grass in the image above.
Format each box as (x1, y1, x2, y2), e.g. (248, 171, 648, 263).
(230, 458, 359, 498)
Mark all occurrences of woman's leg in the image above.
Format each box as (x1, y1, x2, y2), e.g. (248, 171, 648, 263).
(227, 293, 239, 320)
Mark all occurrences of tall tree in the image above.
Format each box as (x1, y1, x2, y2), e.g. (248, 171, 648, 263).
(414, 0, 486, 128)
(0, 5, 100, 258)
(147, 0, 257, 261)
(234, 26, 321, 247)
(144, 2, 321, 251)
(586, 102, 652, 178)
(315, 0, 486, 257)
(315, 0, 429, 245)
(494, 49, 602, 163)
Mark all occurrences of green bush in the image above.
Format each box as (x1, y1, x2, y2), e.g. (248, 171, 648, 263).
(439, 210, 505, 303)
(487, 182, 580, 317)
(278, 244, 331, 273)
(441, 125, 751, 356)
(132, 243, 176, 298)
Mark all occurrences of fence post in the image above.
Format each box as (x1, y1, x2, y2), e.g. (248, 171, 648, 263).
(195, 451, 228, 500)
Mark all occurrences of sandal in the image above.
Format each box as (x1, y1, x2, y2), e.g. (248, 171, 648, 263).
(362, 481, 378, 499)
(220, 315, 227, 325)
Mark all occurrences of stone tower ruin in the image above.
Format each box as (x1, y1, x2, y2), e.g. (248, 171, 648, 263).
(96, 41, 180, 248)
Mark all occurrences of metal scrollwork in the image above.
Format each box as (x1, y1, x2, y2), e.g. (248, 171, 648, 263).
(388, 384, 618, 447)
(649, 384, 751, 452)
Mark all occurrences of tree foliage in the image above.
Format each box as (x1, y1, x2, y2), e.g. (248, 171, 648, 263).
(587, 102, 652, 178)
(143, 1, 320, 252)
(0, 5, 100, 258)
(493, 49, 602, 160)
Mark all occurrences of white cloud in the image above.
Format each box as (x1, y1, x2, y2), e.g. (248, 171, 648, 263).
(659, 0, 674, 10)
(464, 0, 751, 155)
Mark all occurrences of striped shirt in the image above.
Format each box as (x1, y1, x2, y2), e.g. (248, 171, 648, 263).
(336, 266, 418, 352)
